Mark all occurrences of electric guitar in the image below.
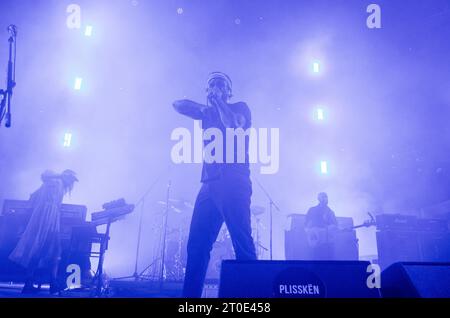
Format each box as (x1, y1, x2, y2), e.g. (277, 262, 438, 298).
(305, 214, 376, 248)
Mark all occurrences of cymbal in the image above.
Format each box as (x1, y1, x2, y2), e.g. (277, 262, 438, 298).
(156, 199, 193, 213)
(251, 205, 266, 216)
(156, 198, 188, 204)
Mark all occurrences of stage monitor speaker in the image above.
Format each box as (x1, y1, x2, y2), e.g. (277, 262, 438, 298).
(219, 260, 381, 298)
(381, 262, 450, 298)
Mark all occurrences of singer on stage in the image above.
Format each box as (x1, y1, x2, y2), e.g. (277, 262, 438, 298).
(173, 72, 257, 297)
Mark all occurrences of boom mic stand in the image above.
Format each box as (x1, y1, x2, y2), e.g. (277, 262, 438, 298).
(114, 173, 164, 281)
(254, 177, 281, 260)
(0, 25, 17, 128)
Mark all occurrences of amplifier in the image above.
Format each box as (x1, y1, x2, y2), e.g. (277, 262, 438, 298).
(2, 199, 87, 222)
(0, 200, 92, 283)
(376, 214, 448, 232)
(416, 218, 448, 233)
(376, 230, 421, 269)
(285, 214, 358, 261)
(377, 230, 450, 269)
(376, 214, 418, 231)
(1, 199, 30, 216)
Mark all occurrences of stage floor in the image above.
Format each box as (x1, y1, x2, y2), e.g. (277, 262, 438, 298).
(0, 281, 220, 298)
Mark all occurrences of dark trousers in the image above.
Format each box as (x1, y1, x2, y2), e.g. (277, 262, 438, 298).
(182, 174, 257, 298)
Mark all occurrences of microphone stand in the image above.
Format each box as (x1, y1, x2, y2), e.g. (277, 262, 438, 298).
(254, 177, 281, 260)
(114, 173, 163, 281)
(1, 26, 17, 128)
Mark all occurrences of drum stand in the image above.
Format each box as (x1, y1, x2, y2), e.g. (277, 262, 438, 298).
(254, 177, 281, 260)
(253, 215, 268, 258)
(133, 179, 172, 287)
(158, 180, 171, 289)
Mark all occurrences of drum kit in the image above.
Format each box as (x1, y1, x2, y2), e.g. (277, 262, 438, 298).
(153, 200, 268, 281)
(153, 198, 191, 281)
(251, 205, 269, 258)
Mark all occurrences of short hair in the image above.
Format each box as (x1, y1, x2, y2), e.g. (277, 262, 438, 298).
(318, 192, 328, 199)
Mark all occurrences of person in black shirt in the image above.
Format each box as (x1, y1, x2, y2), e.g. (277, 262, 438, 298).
(173, 72, 256, 298)
(304, 192, 338, 260)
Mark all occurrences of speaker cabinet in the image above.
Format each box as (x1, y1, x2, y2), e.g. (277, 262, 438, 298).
(376, 231, 421, 269)
(285, 214, 358, 261)
(377, 231, 450, 269)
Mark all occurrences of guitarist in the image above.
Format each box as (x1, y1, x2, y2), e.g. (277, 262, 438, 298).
(305, 192, 338, 260)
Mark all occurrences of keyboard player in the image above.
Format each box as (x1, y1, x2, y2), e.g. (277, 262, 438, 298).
(8, 169, 78, 294)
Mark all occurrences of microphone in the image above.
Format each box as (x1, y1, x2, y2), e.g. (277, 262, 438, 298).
(206, 88, 216, 103)
(207, 90, 216, 100)
(7, 25, 18, 37)
(207, 91, 219, 108)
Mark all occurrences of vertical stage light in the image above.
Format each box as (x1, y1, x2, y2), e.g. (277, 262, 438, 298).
(320, 161, 328, 174)
(316, 108, 325, 121)
(74, 77, 83, 90)
(63, 132, 73, 148)
(312, 61, 321, 74)
(84, 25, 93, 37)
